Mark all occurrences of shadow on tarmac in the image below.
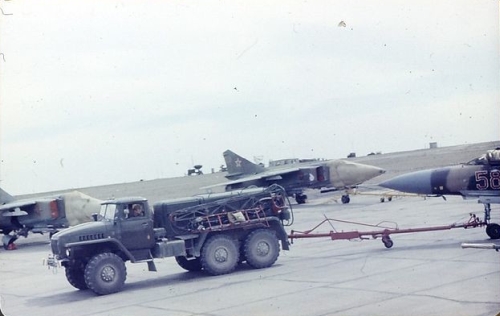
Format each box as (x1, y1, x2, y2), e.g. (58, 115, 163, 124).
(24, 262, 280, 307)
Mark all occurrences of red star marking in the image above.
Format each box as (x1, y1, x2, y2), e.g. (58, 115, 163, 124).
(235, 158, 242, 168)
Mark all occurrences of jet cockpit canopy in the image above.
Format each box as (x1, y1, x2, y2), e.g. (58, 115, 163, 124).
(466, 148, 500, 165)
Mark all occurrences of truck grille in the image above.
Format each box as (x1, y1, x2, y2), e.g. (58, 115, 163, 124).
(78, 233, 104, 241)
(50, 239, 59, 254)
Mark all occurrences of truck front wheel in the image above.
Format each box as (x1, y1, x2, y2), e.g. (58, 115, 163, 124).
(175, 256, 202, 271)
(65, 264, 87, 290)
(201, 234, 239, 275)
(244, 229, 280, 269)
(84, 253, 127, 295)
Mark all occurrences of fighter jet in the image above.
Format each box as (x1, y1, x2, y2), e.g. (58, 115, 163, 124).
(379, 149, 500, 239)
(0, 188, 101, 249)
(208, 150, 385, 204)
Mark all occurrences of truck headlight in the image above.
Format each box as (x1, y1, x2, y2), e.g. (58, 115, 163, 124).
(65, 248, 71, 257)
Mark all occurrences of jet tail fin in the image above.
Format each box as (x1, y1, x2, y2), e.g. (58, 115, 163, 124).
(223, 150, 265, 178)
(0, 188, 15, 205)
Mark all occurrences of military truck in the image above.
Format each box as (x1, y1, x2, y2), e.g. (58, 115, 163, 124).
(47, 185, 292, 295)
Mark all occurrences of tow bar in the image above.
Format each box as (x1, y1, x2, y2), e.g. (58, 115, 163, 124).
(288, 214, 486, 248)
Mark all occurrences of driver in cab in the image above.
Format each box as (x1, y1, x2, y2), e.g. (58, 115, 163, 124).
(129, 204, 144, 218)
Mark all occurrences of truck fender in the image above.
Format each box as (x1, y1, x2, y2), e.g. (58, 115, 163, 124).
(191, 232, 209, 257)
(66, 238, 137, 262)
(266, 217, 290, 251)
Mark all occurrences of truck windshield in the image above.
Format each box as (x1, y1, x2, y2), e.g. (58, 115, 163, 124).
(99, 203, 117, 221)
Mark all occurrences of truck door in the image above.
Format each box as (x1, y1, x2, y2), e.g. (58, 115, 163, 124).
(119, 202, 155, 251)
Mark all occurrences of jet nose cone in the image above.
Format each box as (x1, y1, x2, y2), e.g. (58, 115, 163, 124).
(337, 162, 386, 185)
(379, 170, 433, 194)
(360, 164, 386, 180)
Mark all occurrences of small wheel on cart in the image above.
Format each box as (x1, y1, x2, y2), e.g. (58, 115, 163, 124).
(382, 237, 393, 249)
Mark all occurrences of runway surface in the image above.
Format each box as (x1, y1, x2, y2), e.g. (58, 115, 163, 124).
(2, 141, 499, 316)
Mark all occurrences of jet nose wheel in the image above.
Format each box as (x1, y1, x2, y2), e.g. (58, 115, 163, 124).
(295, 194, 307, 204)
(341, 195, 350, 204)
(486, 223, 500, 240)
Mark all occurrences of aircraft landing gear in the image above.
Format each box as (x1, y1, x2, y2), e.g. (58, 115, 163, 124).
(295, 193, 307, 204)
(486, 224, 500, 240)
(483, 203, 500, 240)
(341, 195, 350, 204)
(2, 234, 18, 250)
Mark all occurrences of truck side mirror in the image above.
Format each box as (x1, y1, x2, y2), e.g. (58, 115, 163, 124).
(91, 213, 98, 221)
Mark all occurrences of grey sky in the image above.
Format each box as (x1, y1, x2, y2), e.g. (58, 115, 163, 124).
(0, 0, 498, 195)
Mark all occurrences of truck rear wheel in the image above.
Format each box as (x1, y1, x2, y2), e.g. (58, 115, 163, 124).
(244, 229, 280, 269)
(175, 256, 202, 271)
(201, 234, 239, 275)
(84, 252, 126, 295)
(65, 264, 87, 290)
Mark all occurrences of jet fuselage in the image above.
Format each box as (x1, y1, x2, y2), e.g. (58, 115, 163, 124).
(379, 158, 500, 199)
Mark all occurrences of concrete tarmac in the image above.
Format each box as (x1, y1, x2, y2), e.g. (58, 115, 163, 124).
(0, 194, 499, 316)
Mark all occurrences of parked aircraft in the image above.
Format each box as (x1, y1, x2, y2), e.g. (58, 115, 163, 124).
(379, 148, 500, 239)
(0, 188, 101, 249)
(206, 150, 385, 204)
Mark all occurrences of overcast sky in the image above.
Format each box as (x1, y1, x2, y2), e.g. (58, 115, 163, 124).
(0, 0, 498, 195)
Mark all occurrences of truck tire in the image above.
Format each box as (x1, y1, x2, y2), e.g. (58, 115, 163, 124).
(244, 229, 280, 269)
(84, 252, 127, 295)
(201, 234, 239, 275)
(175, 256, 202, 271)
(65, 265, 87, 290)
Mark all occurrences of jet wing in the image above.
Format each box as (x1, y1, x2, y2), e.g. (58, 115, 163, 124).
(0, 200, 37, 212)
(459, 190, 500, 204)
(256, 167, 303, 180)
(459, 190, 499, 198)
(202, 167, 303, 189)
(0, 197, 56, 213)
